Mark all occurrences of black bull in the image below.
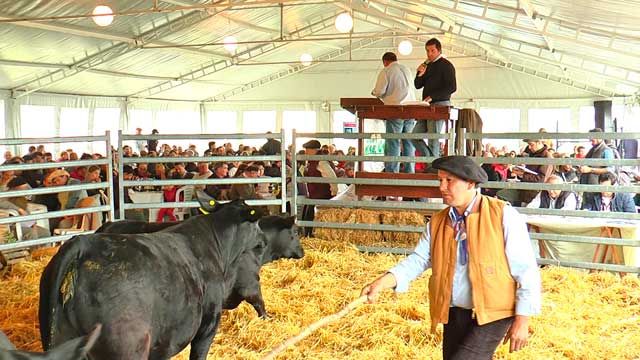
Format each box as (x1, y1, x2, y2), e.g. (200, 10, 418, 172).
(94, 214, 303, 315)
(39, 198, 298, 360)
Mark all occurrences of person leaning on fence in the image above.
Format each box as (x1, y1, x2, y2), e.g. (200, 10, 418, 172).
(526, 175, 578, 211)
(360, 155, 541, 360)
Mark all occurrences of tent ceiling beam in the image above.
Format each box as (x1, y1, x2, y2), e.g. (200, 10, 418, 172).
(339, 2, 619, 97)
(204, 32, 390, 102)
(0, 0, 340, 24)
(396, 0, 640, 62)
(0, 14, 232, 61)
(357, 1, 639, 90)
(10, 4, 237, 98)
(127, 11, 340, 101)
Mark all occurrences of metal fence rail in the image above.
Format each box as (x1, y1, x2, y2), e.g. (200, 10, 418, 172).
(116, 129, 288, 220)
(294, 129, 640, 274)
(0, 133, 115, 252)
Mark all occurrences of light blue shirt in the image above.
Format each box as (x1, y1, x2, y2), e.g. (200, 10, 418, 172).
(388, 198, 541, 316)
(371, 62, 416, 105)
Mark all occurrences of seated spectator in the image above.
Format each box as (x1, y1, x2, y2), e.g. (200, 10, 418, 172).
(582, 172, 636, 213)
(69, 166, 87, 181)
(228, 165, 260, 201)
(193, 162, 213, 192)
(205, 162, 230, 200)
(134, 163, 153, 179)
(1, 176, 50, 239)
(157, 184, 178, 223)
(168, 163, 193, 180)
(526, 175, 578, 210)
(555, 159, 578, 183)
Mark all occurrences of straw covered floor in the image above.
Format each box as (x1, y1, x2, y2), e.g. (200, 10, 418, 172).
(1, 239, 639, 359)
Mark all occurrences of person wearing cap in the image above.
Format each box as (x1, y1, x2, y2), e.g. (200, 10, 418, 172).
(579, 128, 615, 186)
(301, 139, 337, 236)
(361, 155, 541, 360)
(371, 51, 416, 174)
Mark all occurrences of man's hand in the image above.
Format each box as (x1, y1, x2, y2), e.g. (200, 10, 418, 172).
(417, 63, 427, 77)
(579, 165, 592, 174)
(423, 96, 432, 103)
(503, 315, 529, 352)
(360, 273, 397, 304)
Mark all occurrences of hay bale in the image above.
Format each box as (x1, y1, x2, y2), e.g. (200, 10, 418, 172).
(380, 211, 426, 247)
(314, 208, 383, 244)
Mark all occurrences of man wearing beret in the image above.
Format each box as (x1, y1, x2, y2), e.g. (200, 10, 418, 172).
(361, 156, 541, 359)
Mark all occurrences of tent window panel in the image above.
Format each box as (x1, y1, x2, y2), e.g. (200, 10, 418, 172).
(20, 105, 56, 155)
(93, 108, 121, 154)
(60, 108, 90, 154)
(156, 111, 201, 150)
(332, 110, 357, 154)
(206, 111, 238, 151)
(478, 108, 520, 153)
(242, 111, 276, 148)
(282, 111, 316, 147)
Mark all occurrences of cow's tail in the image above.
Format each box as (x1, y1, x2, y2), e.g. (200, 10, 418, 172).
(39, 235, 89, 350)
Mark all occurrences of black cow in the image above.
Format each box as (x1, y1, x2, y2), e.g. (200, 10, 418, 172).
(39, 196, 264, 360)
(94, 206, 303, 317)
(94, 220, 179, 234)
(0, 325, 100, 360)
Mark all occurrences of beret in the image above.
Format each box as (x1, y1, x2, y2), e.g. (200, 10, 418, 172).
(431, 155, 488, 183)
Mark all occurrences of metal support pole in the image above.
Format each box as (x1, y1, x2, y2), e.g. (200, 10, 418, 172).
(105, 131, 115, 221)
(117, 130, 125, 220)
(291, 129, 298, 217)
(460, 128, 467, 156)
(280, 127, 287, 214)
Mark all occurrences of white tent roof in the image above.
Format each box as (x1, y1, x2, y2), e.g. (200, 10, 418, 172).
(1, 0, 639, 102)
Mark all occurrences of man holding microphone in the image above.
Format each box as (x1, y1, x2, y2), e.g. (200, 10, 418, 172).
(412, 38, 457, 159)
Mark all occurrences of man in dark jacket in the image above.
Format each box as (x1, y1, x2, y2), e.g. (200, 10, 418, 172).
(412, 38, 456, 158)
(582, 172, 636, 213)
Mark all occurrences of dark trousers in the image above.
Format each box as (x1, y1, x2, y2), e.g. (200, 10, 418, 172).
(442, 307, 513, 360)
(301, 205, 315, 237)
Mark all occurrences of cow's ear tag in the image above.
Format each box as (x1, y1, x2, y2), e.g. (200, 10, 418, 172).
(199, 208, 210, 215)
(250, 210, 256, 215)
(209, 200, 215, 206)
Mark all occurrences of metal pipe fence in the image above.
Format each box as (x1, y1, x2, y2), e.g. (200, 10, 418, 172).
(0, 133, 114, 252)
(116, 130, 289, 220)
(293, 129, 640, 273)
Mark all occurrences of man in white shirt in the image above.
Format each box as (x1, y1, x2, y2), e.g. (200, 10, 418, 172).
(371, 52, 416, 173)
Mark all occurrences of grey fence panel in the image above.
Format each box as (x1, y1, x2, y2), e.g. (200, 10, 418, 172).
(294, 129, 640, 274)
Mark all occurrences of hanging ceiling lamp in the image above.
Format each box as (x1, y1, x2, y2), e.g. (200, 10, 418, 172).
(300, 53, 313, 66)
(335, 12, 353, 33)
(92, 5, 114, 26)
(398, 40, 413, 55)
(223, 36, 238, 53)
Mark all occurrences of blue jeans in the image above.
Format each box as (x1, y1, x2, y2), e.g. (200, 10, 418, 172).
(384, 119, 416, 173)
(412, 100, 450, 158)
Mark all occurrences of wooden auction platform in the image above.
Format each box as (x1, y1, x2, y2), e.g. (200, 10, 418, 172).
(340, 98, 455, 171)
(355, 172, 441, 199)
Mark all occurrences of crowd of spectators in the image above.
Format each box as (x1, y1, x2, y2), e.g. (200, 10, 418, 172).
(0, 127, 637, 243)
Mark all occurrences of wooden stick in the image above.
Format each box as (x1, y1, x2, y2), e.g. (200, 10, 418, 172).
(261, 295, 369, 360)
